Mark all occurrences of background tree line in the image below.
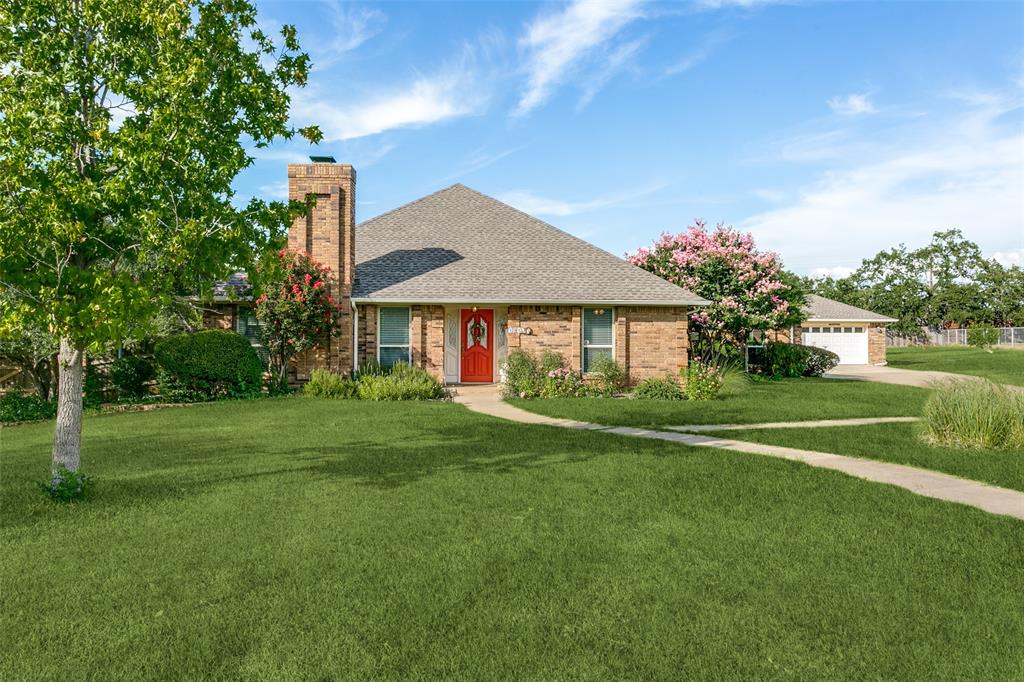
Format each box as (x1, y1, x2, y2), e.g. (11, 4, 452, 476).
(802, 230, 1024, 337)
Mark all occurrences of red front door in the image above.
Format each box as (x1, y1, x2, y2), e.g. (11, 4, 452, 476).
(460, 308, 493, 383)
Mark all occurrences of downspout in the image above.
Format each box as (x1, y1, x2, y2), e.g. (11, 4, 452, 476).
(352, 301, 359, 376)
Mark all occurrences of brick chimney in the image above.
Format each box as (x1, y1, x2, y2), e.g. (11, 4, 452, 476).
(287, 158, 356, 377)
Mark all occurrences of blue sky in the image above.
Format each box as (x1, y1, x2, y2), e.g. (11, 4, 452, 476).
(237, 0, 1024, 277)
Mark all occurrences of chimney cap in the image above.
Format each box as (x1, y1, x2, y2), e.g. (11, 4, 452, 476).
(309, 155, 336, 163)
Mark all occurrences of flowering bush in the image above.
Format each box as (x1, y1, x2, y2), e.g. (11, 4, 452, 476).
(627, 221, 805, 347)
(541, 366, 588, 398)
(255, 250, 343, 389)
(684, 362, 723, 401)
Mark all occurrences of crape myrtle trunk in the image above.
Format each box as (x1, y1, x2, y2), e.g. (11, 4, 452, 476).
(51, 337, 84, 474)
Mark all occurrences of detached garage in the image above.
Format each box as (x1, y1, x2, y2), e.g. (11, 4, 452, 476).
(796, 295, 896, 366)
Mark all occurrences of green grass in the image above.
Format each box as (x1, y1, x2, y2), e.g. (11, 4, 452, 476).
(2, 398, 1022, 680)
(888, 346, 1024, 386)
(724, 422, 1024, 493)
(510, 378, 930, 428)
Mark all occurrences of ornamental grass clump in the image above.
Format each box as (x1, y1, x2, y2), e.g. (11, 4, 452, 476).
(921, 379, 1024, 451)
(357, 363, 447, 401)
(304, 369, 359, 399)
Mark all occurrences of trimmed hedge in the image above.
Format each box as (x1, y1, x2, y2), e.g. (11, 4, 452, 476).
(154, 330, 263, 402)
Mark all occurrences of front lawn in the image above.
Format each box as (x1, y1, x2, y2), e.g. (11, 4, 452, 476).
(510, 378, 930, 428)
(724, 422, 1024, 493)
(888, 346, 1024, 386)
(2, 398, 1021, 680)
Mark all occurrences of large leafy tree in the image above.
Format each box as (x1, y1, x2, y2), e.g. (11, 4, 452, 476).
(0, 0, 320, 483)
(627, 221, 806, 347)
(803, 230, 1022, 334)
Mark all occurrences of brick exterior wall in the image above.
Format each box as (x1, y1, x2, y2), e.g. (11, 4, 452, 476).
(287, 162, 356, 380)
(356, 304, 377, 368)
(506, 306, 582, 369)
(505, 304, 689, 385)
(412, 305, 446, 380)
(618, 306, 690, 383)
(868, 323, 887, 365)
(202, 304, 237, 330)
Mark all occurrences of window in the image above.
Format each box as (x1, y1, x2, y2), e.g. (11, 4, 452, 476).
(844, 327, 854, 333)
(801, 327, 810, 333)
(235, 308, 268, 362)
(378, 307, 410, 369)
(854, 327, 864, 333)
(582, 308, 613, 372)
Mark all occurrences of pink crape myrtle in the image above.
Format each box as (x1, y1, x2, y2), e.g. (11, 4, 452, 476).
(627, 220, 805, 346)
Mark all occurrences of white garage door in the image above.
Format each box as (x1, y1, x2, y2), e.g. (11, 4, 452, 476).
(801, 325, 868, 364)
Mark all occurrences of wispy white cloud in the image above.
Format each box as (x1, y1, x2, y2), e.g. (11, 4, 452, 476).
(665, 29, 733, 76)
(695, 0, 783, 8)
(258, 180, 289, 200)
(828, 92, 876, 116)
(578, 37, 648, 109)
(309, 2, 386, 71)
(438, 146, 525, 183)
(498, 184, 665, 216)
(515, 0, 646, 115)
(294, 45, 488, 141)
(743, 89, 1024, 274)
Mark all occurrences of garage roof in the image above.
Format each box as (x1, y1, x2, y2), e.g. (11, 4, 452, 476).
(803, 294, 897, 322)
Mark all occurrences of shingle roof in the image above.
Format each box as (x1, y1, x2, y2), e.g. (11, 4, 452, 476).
(803, 294, 897, 322)
(353, 184, 706, 306)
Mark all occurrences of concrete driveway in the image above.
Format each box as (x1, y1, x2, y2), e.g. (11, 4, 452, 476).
(826, 364, 1014, 390)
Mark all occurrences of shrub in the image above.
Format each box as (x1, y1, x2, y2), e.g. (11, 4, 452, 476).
(357, 363, 446, 401)
(39, 466, 89, 502)
(541, 366, 588, 398)
(109, 355, 156, 400)
(503, 350, 544, 399)
(921, 380, 1024, 450)
(748, 342, 838, 379)
(304, 368, 359, 399)
(357, 359, 386, 377)
(967, 325, 999, 351)
(84, 361, 109, 407)
(154, 330, 263, 402)
(684, 363, 723, 400)
(0, 393, 57, 423)
(631, 376, 685, 400)
(802, 345, 840, 376)
(586, 356, 626, 396)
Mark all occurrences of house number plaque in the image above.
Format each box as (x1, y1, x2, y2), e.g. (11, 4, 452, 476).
(506, 326, 533, 335)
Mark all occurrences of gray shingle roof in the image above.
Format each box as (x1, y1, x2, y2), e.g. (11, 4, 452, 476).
(803, 294, 896, 322)
(353, 184, 706, 306)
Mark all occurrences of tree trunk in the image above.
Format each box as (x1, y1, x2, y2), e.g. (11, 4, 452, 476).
(52, 338, 84, 474)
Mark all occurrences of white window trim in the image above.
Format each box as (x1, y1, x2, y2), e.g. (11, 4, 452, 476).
(581, 307, 615, 373)
(377, 306, 412, 367)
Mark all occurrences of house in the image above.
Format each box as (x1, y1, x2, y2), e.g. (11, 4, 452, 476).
(771, 295, 896, 365)
(206, 158, 708, 385)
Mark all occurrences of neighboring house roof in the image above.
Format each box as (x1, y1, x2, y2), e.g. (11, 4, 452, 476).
(353, 184, 707, 306)
(802, 294, 897, 322)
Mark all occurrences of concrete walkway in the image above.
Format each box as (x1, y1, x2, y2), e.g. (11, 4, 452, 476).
(453, 386, 1024, 521)
(666, 416, 920, 433)
(826, 364, 1023, 392)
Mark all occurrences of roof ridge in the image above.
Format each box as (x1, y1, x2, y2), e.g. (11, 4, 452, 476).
(357, 184, 467, 229)
(429, 184, 704, 298)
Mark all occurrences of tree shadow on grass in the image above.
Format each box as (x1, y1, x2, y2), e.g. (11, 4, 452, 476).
(2, 418, 675, 530)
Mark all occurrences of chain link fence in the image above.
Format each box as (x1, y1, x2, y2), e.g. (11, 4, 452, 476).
(887, 327, 1024, 347)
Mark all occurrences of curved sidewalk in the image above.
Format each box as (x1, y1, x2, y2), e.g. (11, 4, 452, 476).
(453, 386, 1024, 521)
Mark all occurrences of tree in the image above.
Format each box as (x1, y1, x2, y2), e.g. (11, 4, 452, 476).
(254, 250, 343, 388)
(0, 313, 58, 400)
(804, 229, 1015, 334)
(0, 0, 320, 488)
(627, 221, 806, 348)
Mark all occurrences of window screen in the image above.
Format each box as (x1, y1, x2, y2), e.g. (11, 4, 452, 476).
(582, 308, 613, 372)
(378, 307, 410, 369)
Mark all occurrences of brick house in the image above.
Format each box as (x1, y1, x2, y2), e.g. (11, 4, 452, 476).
(208, 158, 708, 385)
